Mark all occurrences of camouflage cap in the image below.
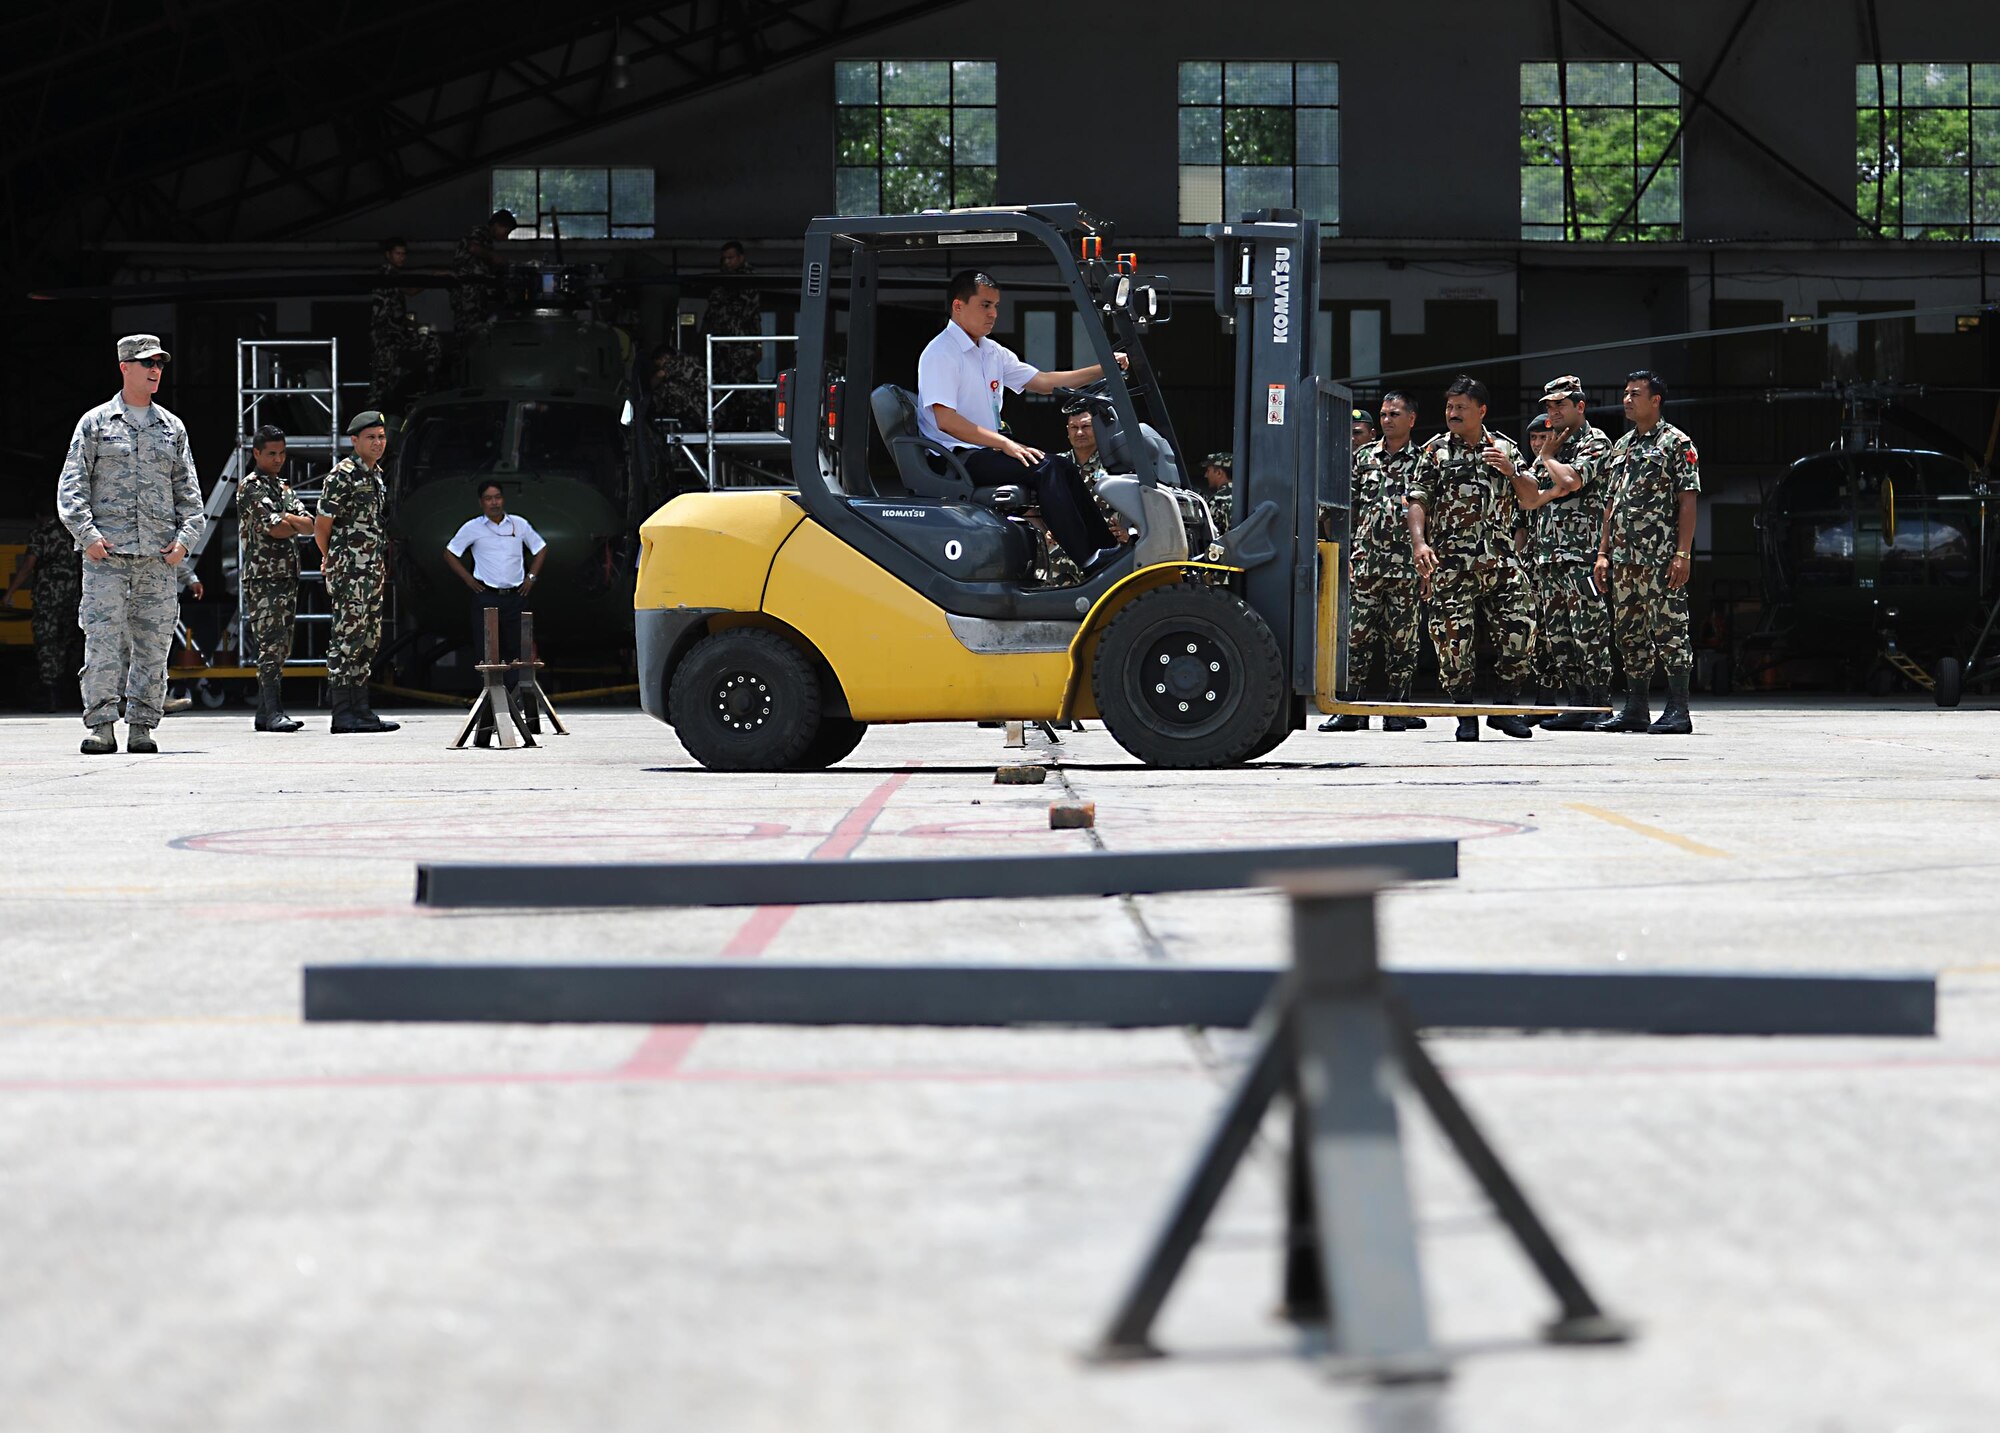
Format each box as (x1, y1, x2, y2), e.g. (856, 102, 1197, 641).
(116, 334, 169, 361)
(1541, 373, 1585, 402)
(345, 409, 388, 435)
(1203, 452, 1233, 472)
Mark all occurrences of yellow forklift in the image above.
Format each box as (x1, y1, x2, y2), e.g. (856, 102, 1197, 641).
(634, 203, 1567, 770)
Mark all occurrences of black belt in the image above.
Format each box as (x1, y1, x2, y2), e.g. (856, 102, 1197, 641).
(478, 583, 521, 595)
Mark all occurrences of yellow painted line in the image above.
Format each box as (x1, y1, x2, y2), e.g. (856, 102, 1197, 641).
(1939, 961, 2000, 976)
(1565, 802, 1731, 859)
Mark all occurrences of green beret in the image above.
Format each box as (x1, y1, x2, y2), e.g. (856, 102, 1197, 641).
(346, 410, 387, 435)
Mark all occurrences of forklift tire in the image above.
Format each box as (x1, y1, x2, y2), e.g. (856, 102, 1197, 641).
(1935, 657, 1962, 709)
(669, 628, 824, 771)
(1091, 584, 1285, 768)
(793, 716, 869, 769)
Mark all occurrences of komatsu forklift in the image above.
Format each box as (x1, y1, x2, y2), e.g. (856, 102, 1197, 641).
(634, 203, 1561, 770)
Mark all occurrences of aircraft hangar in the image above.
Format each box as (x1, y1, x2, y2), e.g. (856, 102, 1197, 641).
(0, 4, 1995, 1430)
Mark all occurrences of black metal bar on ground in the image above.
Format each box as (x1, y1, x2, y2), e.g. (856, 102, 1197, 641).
(412, 840, 1461, 909)
(302, 963, 1937, 1037)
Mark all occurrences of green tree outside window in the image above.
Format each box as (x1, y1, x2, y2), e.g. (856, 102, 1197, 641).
(834, 60, 998, 215)
(490, 167, 654, 239)
(1857, 63, 2000, 239)
(1520, 61, 1681, 241)
(1178, 61, 1338, 236)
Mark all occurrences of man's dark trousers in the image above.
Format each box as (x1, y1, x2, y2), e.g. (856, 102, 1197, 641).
(957, 447, 1115, 565)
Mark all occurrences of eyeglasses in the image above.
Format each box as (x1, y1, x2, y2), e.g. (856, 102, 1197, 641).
(134, 357, 167, 369)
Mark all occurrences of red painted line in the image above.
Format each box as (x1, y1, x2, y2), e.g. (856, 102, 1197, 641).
(615, 767, 918, 1078)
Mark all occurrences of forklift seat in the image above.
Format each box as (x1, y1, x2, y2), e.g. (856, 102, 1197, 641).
(869, 384, 981, 501)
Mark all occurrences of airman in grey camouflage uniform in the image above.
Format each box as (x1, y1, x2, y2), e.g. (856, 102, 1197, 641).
(1325, 390, 1426, 732)
(57, 335, 204, 754)
(1202, 452, 1233, 534)
(1592, 370, 1700, 735)
(1519, 375, 1614, 729)
(3, 511, 84, 710)
(314, 411, 400, 734)
(1407, 375, 1538, 741)
(236, 425, 313, 732)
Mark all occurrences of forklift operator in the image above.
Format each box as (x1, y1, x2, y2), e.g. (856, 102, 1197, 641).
(917, 269, 1129, 567)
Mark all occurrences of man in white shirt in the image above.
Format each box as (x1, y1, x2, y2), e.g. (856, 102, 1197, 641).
(444, 481, 548, 737)
(916, 270, 1129, 570)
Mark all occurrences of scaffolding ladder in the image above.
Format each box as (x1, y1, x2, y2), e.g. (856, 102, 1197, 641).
(655, 332, 796, 488)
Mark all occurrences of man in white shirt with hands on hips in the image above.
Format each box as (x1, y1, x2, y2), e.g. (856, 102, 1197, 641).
(443, 480, 548, 737)
(917, 270, 1130, 572)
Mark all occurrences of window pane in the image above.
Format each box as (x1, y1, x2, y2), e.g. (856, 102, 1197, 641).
(1297, 165, 1339, 224)
(1856, 64, 1882, 107)
(1521, 165, 1565, 226)
(882, 59, 950, 104)
(836, 107, 879, 166)
(883, 165, 949, 212)
(612, 224, 655, 240)
(1975, 64, 2000, 106)
(1224, 106, 1293, 165)
(1226, 164, 1293, 215)
(1567, 61, 1631, 105)
(1180, 106, 1221, 163)
(611, 168, 654, 225)
(1573, 166, 1636, 234)
(1972, 108, 2000, 158)
(1634, 62, 1681, 106)
(1296, 62, 1338, 106)
(1521, 62, 1560, 105)
(560, 213, 609, 240)
(1179, 59, 1222, 105)
(1520, 105, 1565, 166)
(952, 60, 996, 104)
(1636, 108, 1680, 162)
(1904, 167, 1968, 223)
(835, 60, 878, 105)
(882, 107, 951, 166)
(1903, 63, 1968, 106)
(954, 166, 997, 207)
(1638, 165, 1680, 223)
(1297, 108, 1338, 165)
(1179, 165, 1222, 224)
(1226, 61, 1292, 105)
(955, 107, 997, 164)
(836, 167, 879, 215)
(542, 168, 607, 232)
(493, 168, 537, 220)
(1974, 168, 2000, 223)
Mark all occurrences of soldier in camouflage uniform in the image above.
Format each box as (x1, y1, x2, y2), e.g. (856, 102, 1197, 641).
(451, 210, 516, 336)
(1518, 375, 1614, 729)
(1407, 374, 1539, 741)
(236, 425, 313, 732)
(703, 241, 768, 431)
(1592, 370, 1700, 735)
(57, 335, 204, 754)
(4, 510, 84, 711)
(313, 411, 400, 734)
(1202, 452, 1233, 534)
(1034, 401, 1132, 587)
(1324, 390, 1426, 733)
(370, 237, 441, 410)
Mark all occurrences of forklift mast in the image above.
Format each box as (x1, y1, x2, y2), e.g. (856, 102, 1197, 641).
(1209, 212, 1354, 699)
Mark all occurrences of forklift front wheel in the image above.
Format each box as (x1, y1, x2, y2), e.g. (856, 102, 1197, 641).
(1091, 584, 1285, 768)
(669, 628, 824, 771)
(792, 716, 870, 769)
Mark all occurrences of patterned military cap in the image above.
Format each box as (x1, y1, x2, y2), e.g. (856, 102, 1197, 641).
(117, 334, 169, 361)
(1203, 452, 1233, 472)
(1541, 373, 1585, 402)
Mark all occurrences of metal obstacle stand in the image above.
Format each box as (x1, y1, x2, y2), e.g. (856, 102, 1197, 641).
(451, 609, 565, 749)
(1093, 870, 1625, 1381)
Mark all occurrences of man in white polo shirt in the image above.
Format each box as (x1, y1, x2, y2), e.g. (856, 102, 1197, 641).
(443, 480, 547, 737)
(917, 269, 1129, 570)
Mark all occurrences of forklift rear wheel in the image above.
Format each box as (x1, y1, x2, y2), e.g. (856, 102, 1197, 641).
(669, 628, 824, 771)
(1091, 585, 1285, 768)
(793, 716, 869, 769)
(1935, 657, 1962, 708)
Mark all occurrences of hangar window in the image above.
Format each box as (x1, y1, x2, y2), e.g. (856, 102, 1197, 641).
(1520, 61, 1682, 241)
(834, 60, 997, 215)
(490, 167, 656, 239)
(1176, 61, 1339, 236)
(1856, 64, 2000, 240)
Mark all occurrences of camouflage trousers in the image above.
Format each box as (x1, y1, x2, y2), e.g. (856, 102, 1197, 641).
(78, 554, 178, 728)
(1426, 559, 1537, 696)
(1347, 569, 1422, 692)
(31, 597, 81, 697)
(324, 561, 383, 686)
(1535, 559, 1613, 691)
(368, 329, 442, 409)
(1612, 562, 1693, 681)
(243, 573, 298, 686)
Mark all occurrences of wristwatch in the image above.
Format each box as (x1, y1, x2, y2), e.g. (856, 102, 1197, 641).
(1674, 549, 1692, 559)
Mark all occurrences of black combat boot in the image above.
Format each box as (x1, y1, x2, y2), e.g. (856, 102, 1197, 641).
(350, 685, 401, 733)
(1541, 685, 1593, 731)
(329, 685, 366, 734)
(1320, 713, 1369, 732)
(1486, 686, 1536, 739)
(254, 675, 303, 733)
(1648, 670, 1693, 734)
(80, 723, 117, 755)
(1454, 693, 1480, 742)
(1382, 689, 1419, 732)
(1594, 677, 1652, 732)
